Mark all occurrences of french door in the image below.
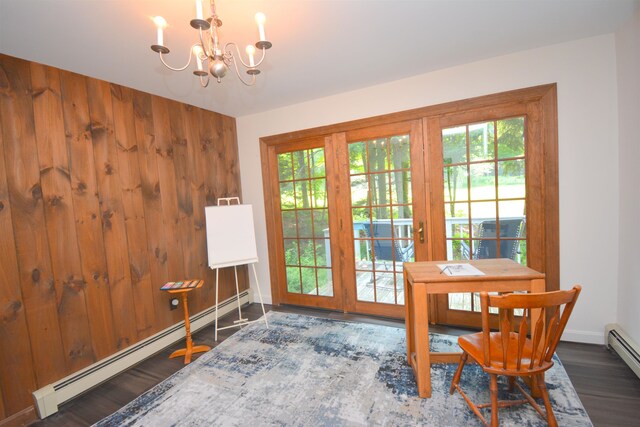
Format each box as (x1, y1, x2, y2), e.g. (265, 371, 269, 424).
(427, 106, 541, 326)
(261, 85, 558, 324)
(339, 122, 427, 317)
(263, 122, 427, 316)
(266, 137, 342, 310)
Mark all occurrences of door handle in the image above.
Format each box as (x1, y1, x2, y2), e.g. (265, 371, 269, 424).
(418, 221, 425, 244)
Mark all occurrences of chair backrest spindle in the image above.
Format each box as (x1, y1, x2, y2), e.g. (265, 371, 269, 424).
(516, 310, 528, 370)
(480, 285, 582, 374)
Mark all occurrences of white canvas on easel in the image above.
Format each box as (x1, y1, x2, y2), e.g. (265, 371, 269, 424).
(205, 204, 258, 269)
(205, 198, 267, 340)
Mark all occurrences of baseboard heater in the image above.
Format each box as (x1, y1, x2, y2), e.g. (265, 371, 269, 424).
(605, 323, 640, 379)
(32, 291, 251, 419)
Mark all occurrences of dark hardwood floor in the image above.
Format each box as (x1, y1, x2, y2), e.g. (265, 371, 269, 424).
(28, 303, 640, 427)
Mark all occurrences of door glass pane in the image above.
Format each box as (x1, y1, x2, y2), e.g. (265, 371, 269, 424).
(349, 142, 367, 174)
(443, 126, 467, 164)
(286, 267, 301, 293)
(368, 140, 389, 172)
(369, 173, 389, 206)
(278, 147, 333, 297)
(469, 163, 496, 200)
(277, 152, 293, 181)
(309, 148, 326, 177)
(443, 118, 527, 312)
(497, 117, 525, 159)
(469, 121, 495, 161)
(443, 165, 468, 202)
(350, 134, 412, 305)
(281, 211, 297, 238)
(498, 160, 525, 198)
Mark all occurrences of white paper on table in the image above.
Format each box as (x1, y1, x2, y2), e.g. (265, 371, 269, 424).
(437, 263, 485, 276)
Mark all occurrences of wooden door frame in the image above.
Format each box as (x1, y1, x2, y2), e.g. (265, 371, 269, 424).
(260, 84, 558, 319)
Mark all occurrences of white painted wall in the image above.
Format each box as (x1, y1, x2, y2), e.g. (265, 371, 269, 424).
(237, 34, 620, 344)
(615, 10, 640, 346)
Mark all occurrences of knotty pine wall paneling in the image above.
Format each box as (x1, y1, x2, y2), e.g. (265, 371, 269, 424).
(132, 91, 172, 328)
(168, 100, 198, 305)
(32, 63, 96, 367)
(111, 85, 156, 340)
(150, 96, 187, 291)
(1, 56, 67, 388)
(133, 91, 171, 330)
(0, 80, 38, 416)
(59, 69, 109, 367)
(0, 53, 245, 420)
(86, 78, 135, 353)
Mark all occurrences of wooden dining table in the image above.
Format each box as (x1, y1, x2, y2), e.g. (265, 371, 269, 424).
(403, 258, 546, 398)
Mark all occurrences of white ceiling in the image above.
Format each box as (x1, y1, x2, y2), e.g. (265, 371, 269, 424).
(1, 0, 638, 118)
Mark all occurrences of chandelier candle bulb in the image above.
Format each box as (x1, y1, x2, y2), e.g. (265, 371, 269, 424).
(246, 45, 256, 67)
(255, 12, 266, 41)
(195, 0, 203, 20)
(153, 16, 167, 46)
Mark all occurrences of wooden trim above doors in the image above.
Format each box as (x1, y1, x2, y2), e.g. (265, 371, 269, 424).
(261, 84, 557, 146)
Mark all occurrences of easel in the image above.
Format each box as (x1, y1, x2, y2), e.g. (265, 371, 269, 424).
(213, 197, 268, 341)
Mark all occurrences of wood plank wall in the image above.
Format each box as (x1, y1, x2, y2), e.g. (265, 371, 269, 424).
(0, 53, 246, 420)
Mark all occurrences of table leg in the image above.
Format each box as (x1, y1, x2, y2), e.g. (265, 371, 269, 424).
(404, 275, 414, 365)
(413, 284, 431, 398)
(169, 291, 211, 364)
(529, 278, 546, 352)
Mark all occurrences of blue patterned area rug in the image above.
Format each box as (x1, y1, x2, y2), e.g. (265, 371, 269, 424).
(95, 312, 591, 426)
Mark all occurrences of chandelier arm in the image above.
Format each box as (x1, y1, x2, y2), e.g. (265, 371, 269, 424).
(158, 43, 202, 72)
(199, 74, 211, 88)
(251, 47, 268, 68)
(224, 42, 252, 69)
(230, 56, 257, 86)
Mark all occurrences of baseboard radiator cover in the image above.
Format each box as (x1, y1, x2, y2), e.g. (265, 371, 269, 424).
(605, 323, 640, 379)
(32, 291, 251, 419)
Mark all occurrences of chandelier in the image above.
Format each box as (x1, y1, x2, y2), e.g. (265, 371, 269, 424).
(150, 0, 272, 87)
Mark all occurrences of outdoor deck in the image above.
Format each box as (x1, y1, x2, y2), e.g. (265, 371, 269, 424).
(315, 261, 472, 310)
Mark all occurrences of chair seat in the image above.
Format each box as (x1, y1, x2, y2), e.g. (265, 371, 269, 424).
(458, 332, 553, 375)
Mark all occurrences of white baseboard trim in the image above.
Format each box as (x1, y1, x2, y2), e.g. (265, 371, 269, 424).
(561, 328, 605, 345)
(32, 290, 250, 419)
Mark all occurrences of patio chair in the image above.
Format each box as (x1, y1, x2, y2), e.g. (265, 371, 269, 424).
(370, 223, 414, 270)
(462, 219, 524, 260)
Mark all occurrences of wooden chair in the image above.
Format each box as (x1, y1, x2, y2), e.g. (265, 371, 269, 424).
(449, 285, 582, 426)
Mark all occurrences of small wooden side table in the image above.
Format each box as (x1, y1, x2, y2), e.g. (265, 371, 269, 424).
(161, 279, 211, 364)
